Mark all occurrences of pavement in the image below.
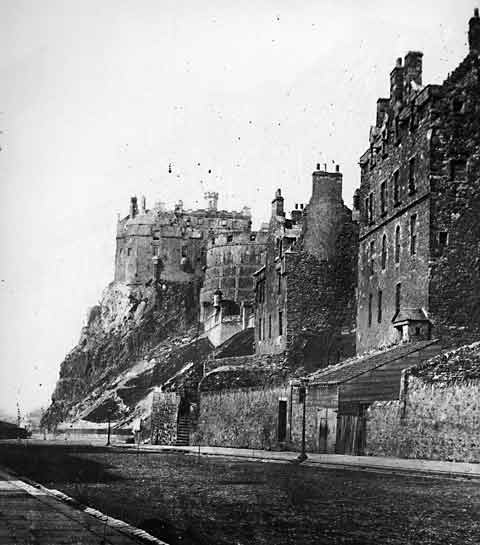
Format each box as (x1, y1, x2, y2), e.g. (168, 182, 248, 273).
(0, 468, 167, 545)
(118, 443, 480, 480)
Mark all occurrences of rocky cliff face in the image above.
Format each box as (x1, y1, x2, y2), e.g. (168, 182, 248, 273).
(43, 279, 210, 430)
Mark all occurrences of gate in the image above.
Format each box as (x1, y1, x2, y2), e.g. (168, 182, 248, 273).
(335, 405, 367, 455)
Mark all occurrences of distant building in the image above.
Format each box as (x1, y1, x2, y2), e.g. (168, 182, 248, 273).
(356, 9, 480, 354)
(114, 193, 252, 285)
(199, 229, 268, 346)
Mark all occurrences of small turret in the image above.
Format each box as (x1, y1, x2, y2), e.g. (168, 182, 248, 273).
(204, 192, 219, 212)
(469, 8, 480, 53)
(129, 196, 138, 218)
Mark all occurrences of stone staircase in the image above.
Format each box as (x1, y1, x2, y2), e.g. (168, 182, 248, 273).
(175, 416, 190, 446)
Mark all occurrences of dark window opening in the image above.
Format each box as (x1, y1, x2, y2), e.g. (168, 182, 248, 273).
(369, 240, 375, 275)
(408, 157, 416, 194)
(415, 327, 421, 336)
(395, 226, 401, 264)
(380, 181, 387, 216)
(381, 234, 387, 270)
(438, 231, 448, 255)
(277, 400, 287, 442)
(268, 315, 272, 339)
(127, 247, 132, 257)
(278, 311, 283, 336)
(450, 159, 467, 181)
(368, 294, 373, 327)
(259, 317, 262, 340)
(410, 215, 417, 256)
(227, 234, 233, 243)
(377, 290, 383, 323)
(393, 171, 401, 206)
(368, 193, 374, 224)
(277, 271, 282, 294)
(395, 283, 402, 315)
(452, 98, 463, 114)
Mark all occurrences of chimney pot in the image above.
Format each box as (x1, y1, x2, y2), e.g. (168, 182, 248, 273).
(336, 164, 340, 173)
(475, 7, 479, 17)
(316, 163, 320, 170)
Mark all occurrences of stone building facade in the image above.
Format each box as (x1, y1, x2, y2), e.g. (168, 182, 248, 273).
(356, 10, 480, 354)
(254, 165, 358, 370)
(114, 193, 252, 286)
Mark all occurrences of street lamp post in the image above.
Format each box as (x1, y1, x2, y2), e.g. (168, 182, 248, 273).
(297, 383, 308, 463)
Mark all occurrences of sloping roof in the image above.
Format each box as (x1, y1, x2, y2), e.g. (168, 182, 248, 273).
(308, 339, 439, 385)
(392, 308, 429, 324)
(214, 327, 255, 359)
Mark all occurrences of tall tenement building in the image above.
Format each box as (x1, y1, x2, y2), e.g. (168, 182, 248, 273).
(254, 165, 358, 370)
(356, 10, 480, 354)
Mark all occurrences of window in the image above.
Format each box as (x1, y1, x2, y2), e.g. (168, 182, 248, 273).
(381, 234, 387, 270)
(259, 317, 262, 340)
(408, 157, 416, 194)
(410, 215, 417, 255)
(438, 231, 448, 255)
(153, 246, 159, 256)
(370, 242, 376, 273)
(368, 293, 373, 327)
(377, 290, 383, 323)
(452, 98, 463, 114)
(395, 226, 401, 264)
(450, 159, 467, 180)
(393, 170, 400, 206)
(380, 181, 387, 216)
(262, 316, 265, 340)
(268, 315, 272, 339)
(368, 193, 374, 224)
(277, 271, 282, 294)
(395, 283, 402, 315)
(127, 247, 132, 256)
(278, 311, 283, 336)
(119, 248, 124, 256)
(227, 234, 233, 243)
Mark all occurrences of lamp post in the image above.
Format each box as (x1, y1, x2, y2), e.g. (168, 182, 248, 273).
(297, 382, 308, 463)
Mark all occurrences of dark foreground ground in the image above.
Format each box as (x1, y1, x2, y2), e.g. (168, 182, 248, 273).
(0, 442, 478, 545)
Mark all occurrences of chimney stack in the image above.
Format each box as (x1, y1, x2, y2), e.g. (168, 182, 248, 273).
(469, 8, 480, 53)
(272, 188, 285, 217)
(141, 195, 146, 214)
(390, 57, 404, 106)
(404, 51, 423, 95)
(129, 196, 138, 218)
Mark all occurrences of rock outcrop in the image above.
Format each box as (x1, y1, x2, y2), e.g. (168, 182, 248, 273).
(43, 278, 210, 430)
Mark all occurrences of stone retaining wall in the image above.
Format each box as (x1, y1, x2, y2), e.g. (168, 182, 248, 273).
(366, 377, 480, 462)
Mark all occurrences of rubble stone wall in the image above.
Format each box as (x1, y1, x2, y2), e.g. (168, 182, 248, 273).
(365, 377, 480, 462)
(193, 385, 290, 449)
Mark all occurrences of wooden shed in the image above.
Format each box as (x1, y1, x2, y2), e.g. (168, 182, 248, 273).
(304, 339, 442, 455)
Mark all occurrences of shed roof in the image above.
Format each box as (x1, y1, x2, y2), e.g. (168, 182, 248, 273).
(308, 339, 439, 385)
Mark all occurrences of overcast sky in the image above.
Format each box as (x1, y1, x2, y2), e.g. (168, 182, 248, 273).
(0, 0, 476, 416)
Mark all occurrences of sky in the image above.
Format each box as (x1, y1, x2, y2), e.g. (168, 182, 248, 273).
(0, 0, 477, 417)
